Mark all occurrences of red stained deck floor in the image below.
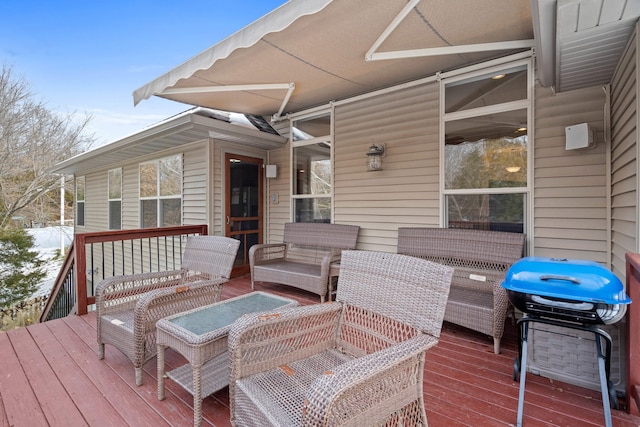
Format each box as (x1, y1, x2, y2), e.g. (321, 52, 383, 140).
(1, 275, 639, 426)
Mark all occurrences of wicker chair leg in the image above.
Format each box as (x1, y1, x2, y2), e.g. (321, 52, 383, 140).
(135, 367, 143, 386)
(98, 343, 104, 359)
(493, 337, 501, 354)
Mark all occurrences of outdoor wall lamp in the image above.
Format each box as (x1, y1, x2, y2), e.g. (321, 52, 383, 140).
(366, 144, 385, 171)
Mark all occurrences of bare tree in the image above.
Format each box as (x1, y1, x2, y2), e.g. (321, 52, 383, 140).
(0, 64, 94, 228)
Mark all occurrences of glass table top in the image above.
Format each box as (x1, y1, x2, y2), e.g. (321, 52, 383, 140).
(167, 292, 293, 336)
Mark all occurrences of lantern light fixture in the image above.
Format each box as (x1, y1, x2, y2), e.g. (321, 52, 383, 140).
(366, 144, 385, 171)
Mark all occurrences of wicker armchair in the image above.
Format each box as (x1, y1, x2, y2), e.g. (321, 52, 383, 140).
(228, 250, 453, 426)
(96, 235, 240, 386)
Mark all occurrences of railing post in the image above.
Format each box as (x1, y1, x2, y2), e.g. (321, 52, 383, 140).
(75, 233, 88, 316)
(625, 252, 640, 415)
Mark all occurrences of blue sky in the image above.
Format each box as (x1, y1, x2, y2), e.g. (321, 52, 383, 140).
(1, 1, 288, 147)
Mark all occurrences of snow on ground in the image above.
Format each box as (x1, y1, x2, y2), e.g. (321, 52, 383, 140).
(26, 226, 73, 298)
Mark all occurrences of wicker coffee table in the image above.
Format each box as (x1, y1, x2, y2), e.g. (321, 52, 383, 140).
(156, 291, 298, 426)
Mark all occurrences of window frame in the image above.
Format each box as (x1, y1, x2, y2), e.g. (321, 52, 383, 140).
(75, 176, 85, 227)
(138, 155, 183, 228)
(440, 57, 533, 235)
(108, 168, 122, 230)
(289, 109, 333, 223)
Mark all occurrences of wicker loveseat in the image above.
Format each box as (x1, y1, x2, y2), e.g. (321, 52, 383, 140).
(249, 222, 360, 302)
(397, 227, 525, 354)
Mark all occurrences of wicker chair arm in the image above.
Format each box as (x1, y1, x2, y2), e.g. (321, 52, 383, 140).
(302, 334, 437, 426)
(249, 243, 287, 265)
(229, 303, 342, 380)
(95, 269, 186, 316)
(131, 278, 226, 358)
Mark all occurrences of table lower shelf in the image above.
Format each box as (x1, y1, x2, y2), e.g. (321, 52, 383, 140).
(166, 351, 231, 398)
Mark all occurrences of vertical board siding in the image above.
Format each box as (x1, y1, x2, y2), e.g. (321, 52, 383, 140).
(533, 84, 609, 262)
(610, 24, 639, 278)
(334, 82, 440, 252)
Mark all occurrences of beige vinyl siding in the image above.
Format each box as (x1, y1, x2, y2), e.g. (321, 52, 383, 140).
(182, 142, 209, 226)
(83, 173, 108, 233)
(264, 140, 290, 244)
(610, 23, 639, 278)
(533, 84, 609, 262)
(122, 164, 139, 229)
(334, 82, 440, 252)
(266, 120, 292, 245)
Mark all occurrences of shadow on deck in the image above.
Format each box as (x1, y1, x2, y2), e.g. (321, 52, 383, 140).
(1, 275, 639, 426)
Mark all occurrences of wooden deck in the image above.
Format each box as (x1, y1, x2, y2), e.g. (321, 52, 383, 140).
(1, 275, 639, 427)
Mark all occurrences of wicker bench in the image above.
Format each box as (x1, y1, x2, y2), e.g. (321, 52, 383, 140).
(249, 222, 360, 302)
(397, 227, 525, 354)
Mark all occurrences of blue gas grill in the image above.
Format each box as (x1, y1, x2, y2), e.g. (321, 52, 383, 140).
(503, 257, 631, 427)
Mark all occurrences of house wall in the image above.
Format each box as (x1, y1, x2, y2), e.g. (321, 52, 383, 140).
(77, 140, 212, 281)
(532, 84, 609, 263)
(333, 82, 440, 252)
(610, 22, 639, 279)
(263, 69, 612, 264)
(80, 140, 210, 233)
(264, 120, 291, 244)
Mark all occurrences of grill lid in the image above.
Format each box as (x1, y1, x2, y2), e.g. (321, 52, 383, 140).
(502, 257, 631, 305)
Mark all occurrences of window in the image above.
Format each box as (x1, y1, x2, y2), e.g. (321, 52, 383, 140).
(108, 168, 122, 230)
(442, 61, 530, 233)
(139, 155, 182, 228)
(291, 112, 332, 223)
(76, 176, 85, 227)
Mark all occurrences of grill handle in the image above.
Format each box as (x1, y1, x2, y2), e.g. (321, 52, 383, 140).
(539, 274, 581, 284)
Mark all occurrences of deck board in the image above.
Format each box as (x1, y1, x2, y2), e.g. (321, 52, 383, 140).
(0, 275, 638, 426)
(0, 331, 49, 426)
(8, 326, 88, 426)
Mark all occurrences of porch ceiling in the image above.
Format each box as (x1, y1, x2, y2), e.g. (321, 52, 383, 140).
(133, 0, 534, 118)
(51, 109, 286, 176)
(534, 0, 640, 92)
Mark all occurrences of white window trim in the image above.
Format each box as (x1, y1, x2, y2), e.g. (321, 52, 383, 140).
(139, 155, 183, 228)
(289, 108, 334, 223)
(108, 168, 122, 230)
(439, 57, 534, 241)
(76, 176, 85, 228)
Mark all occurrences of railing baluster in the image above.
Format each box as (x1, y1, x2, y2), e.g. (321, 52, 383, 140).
(39, 225, 208, 320)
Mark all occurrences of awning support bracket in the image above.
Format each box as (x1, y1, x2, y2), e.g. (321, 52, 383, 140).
(158, 83, 295, 121)
(366, 0, 534, 61)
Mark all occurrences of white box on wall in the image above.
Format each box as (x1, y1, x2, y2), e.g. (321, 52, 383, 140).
(565, 123, 595, 150)
(265, 164, 277, 178)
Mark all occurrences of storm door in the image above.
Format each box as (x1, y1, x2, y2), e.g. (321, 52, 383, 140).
(225, 153, 263, 276)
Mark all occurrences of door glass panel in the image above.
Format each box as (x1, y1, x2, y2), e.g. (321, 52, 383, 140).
(228, 156, 262, 273)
